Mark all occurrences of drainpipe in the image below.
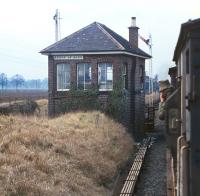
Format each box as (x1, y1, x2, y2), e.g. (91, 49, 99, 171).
(180, 145, 189, 196)
(177, 136, 184, 196)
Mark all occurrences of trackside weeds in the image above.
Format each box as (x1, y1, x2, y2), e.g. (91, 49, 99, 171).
(0, 111, 134, 196)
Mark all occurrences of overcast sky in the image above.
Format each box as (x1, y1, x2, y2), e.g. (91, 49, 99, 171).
(0, 0, 199, 80)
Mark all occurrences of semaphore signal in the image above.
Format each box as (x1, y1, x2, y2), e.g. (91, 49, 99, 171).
(139, 34, 153, 106)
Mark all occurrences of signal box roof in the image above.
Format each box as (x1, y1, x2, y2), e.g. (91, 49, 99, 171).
(40, 22, 151, 59)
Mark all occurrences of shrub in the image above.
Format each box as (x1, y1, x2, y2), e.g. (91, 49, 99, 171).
(18, 100, 40, 115)
(106, 80, 129, 123)
(0, 100, 40, 115)
(57, 85, 100, 113)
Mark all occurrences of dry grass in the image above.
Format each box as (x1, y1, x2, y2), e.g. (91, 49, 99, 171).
(35, 99, 48, 116)
(0, 111, 133, 196)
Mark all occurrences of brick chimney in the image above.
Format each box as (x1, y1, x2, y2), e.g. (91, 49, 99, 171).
(129, 17, 139, 48)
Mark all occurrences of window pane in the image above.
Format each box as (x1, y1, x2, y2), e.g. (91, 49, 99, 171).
(57, 65, 61, 89)
(98, 63, 113, 90)
(77, 63, 92, 90)
(122, 64, 128, 89)
(57, 64, 70, 90)
(106, 81, 113, 89)
(85, 64, 91, 81)
(107, 65, 112, 81)
(77, 64, 84, 89)
(85, 64, 92, 89)
(99, 64, 106, 82)
(64, 71, 70, 89)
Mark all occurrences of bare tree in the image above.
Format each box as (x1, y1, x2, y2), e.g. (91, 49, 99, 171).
(0, 73, 8, 90)
(11, 74, 25, 90)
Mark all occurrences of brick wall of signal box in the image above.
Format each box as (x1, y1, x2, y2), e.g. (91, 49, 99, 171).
(47, 54, 145, 138)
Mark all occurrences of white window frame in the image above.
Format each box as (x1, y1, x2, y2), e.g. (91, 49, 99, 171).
(57, 63, 71, 91)
(98, 63, 113, 91)
(77, 63, 92, 90)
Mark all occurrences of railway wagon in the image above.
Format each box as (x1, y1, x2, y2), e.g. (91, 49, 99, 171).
(164, 18, 200, 196)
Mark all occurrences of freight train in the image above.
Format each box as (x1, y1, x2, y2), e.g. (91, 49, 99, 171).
(162, 18, 200, 196)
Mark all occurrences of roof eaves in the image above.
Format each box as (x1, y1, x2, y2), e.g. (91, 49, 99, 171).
(41, 50, 151, 59)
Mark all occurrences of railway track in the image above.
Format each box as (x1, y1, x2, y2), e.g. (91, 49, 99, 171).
(120, 137, 154, 196)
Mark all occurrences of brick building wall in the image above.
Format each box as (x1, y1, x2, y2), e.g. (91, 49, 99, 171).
(48, 54, 145, 139)
(134, 58, 145, 140)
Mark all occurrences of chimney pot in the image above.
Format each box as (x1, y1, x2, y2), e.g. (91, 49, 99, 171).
(131, 17, 136, 27)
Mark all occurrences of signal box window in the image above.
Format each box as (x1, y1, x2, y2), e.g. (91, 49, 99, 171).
(98, 63, 113, 90)
(57, 64, 70, 91)
(77, 63, 92, 90)
(122, 64, 128, 89)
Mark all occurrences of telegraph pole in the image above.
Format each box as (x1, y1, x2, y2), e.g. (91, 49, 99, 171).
(53, 9, 61, 42)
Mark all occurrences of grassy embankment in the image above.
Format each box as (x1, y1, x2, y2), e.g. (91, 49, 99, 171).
(0, 99, 133, 195)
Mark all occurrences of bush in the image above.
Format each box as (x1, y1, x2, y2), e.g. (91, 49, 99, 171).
(0, 100, 40, 115)
(57, 85, 100, 113)
(106, 80, 129, 123)
(56, 81, 129, 124)
(18, 100, 40, 115)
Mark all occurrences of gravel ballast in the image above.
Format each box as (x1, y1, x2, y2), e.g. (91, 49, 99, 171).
(134, 113, 167, 196)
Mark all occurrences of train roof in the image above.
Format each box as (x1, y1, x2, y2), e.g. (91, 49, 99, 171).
(173, 18, 200, 63)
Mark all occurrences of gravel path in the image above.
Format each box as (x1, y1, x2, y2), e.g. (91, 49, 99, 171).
(135, 115, 167, 196)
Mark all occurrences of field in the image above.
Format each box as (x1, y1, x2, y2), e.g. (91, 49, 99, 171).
(0, 102, 134, 195)
(0, 89, 48, 103)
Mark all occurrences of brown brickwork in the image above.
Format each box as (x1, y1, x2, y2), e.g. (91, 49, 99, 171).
(129, 27, 139, 48)
(47, 54, 145, 139)
(134, 58, 145, 139)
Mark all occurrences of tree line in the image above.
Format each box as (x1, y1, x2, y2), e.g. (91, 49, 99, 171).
(0, 72, 159, 91)
(0, 73, 48, 90)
